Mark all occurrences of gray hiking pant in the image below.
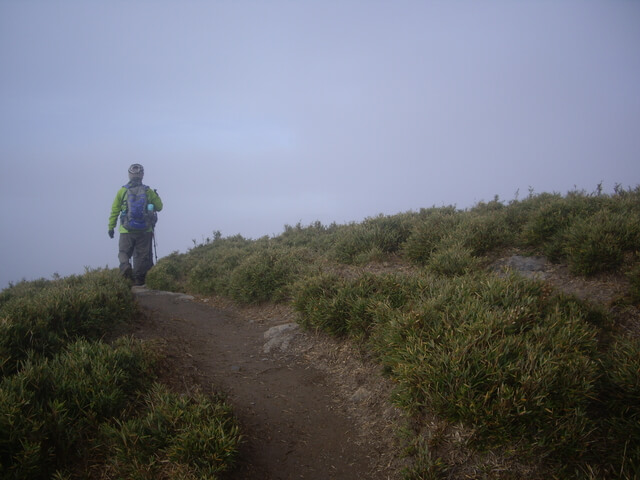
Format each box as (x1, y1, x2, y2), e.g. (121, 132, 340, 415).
(118, 231, 153, 283)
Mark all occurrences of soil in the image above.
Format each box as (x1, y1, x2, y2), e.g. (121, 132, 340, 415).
(125, 253, 638, 480)
(128, 288, 406, 480)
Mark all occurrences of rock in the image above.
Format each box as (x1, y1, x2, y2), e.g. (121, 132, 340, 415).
(350, 387, 371, 403)
(263, 323, 301, 354)
(131, 287, 194, 301)
(492, 255, 549, 279)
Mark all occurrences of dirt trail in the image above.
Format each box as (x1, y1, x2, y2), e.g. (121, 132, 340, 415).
(129, 287, 404, 480)
(123, 256, 638, 479)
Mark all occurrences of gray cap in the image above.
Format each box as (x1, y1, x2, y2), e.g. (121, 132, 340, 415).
(128, 163, 144, 181)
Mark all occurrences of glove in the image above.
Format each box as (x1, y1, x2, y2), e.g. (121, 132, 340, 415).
(108, 229, 114, 239)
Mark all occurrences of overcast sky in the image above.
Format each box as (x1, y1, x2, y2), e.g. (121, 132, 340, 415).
(1, 1, 639, 289)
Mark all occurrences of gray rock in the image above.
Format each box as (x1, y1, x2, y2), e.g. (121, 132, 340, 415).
(350, 386, 371, 403)
(263, 323, 301, 354)
(132, 287, 195, 301)
(492, 255, 549, 279)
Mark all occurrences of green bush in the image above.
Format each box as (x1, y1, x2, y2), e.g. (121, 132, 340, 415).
(403, 208, 461, 265)
(294, 272, 419, 338)
(276, 221, 340, 251)
(100, 383, 240, 479)
(364, 271, 640, 476)
(146, 251, 191, 292)
(0, 337, 155, 478)
(135, 186, 640, 476)
(228, 247, 308, 304)
(517, 193, 567, 248)
(427, 238, 479, 276)
(0, 278, 51, 308)
(591, 334, 640, 478)
(404, 206, 511, 269)
(371, 274, 607, 467)
(561, 209, 640, 276)
(0, 269, 135, 377)
(332, 213, 416, 264)
(454, 209, 515, 256)
(519, 190, 612, 260)
(186, 244, 250, 296)
(627, 262, 640, 304)
(0, 271, 241, 479)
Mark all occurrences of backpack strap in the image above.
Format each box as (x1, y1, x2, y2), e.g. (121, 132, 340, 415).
(120, 183, 149, 207)
(120, 185, 129, 211)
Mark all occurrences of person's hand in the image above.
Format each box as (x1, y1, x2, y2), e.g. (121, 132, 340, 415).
(108, 229, 114, 239)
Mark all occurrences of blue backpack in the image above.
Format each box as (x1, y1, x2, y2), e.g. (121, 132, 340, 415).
(120, 183, 155, 231)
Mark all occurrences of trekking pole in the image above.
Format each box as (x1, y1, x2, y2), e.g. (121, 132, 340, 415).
(147, 204, 158, 264)
(152, 227, 158, 264)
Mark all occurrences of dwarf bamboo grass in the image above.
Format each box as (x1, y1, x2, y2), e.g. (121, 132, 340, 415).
(142, 185, 640, 477)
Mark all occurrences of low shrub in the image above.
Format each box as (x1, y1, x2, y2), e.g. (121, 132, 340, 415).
(100, 383, 240, 479)
(561, 210, 625, 275)
(519, 190, 618, 261)
(293, 272, 419, 338)
(292, 273, 342, 334)
(145, 251, 190, 292)
(427, 238, 480, 276)
(0, 269, 135, 377)
(403, 208, 460, 265)
(405, 205, 514, 267)
(135, 186, 640, 476)
(627, 262, 640, 304)
(367, 272, 639, 475)
(454, 209, 515, 256)
(0, 271, 241, 479)
(186, 244, 249, 296)
(228, 247, 309, 304)
(0, 278, 51, 308)
(276, 221, 340, 251)
(518, 193, 569, 248)
(148, 234, 256, 296)
(332, 213, 416, 264)
(596, 334, 640, 478)
(0, 337, 155, 478)
(562, 209, 640, 276)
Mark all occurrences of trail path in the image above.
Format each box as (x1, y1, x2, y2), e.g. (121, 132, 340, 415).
(129, 287, 404, 480)
(122, 256, 637, 479)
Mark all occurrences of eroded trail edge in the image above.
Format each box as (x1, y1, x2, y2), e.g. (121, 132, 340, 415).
(130, 287, 405, 480)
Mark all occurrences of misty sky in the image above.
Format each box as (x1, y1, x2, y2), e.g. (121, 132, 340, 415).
(1, 1, 639, 289)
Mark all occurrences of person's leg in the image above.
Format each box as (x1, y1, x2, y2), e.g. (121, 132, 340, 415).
(118, 233, 134, 279)
(131, 231, 153, 285)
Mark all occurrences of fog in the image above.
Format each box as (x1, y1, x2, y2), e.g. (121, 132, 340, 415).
(1, 1, 639, 288)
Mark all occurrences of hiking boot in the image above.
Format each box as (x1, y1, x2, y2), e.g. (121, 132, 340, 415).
(122, 266, 133, 280)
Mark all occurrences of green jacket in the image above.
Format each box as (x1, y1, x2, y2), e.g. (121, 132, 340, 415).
(109, 184, 163, 233)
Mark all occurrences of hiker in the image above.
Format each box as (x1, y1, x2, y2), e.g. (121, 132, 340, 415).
(108, 164, 163, 286)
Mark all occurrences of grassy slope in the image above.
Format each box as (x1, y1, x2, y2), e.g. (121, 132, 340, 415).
(0, 269, 241, 480)
(147, 186, 640, 479)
